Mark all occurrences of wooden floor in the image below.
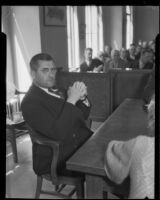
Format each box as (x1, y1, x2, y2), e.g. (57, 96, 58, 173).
(6, 121, 118, 199)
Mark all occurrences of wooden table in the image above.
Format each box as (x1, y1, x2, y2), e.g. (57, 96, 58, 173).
(66, 98, 149, 199)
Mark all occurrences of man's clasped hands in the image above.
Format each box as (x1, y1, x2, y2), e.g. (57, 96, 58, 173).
(67, 81, 87, 105)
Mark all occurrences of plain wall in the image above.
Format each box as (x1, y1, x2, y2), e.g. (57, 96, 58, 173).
(134, 6, 159, 43)
(103, 6, 123, 50)
(39, 6, 68, 71)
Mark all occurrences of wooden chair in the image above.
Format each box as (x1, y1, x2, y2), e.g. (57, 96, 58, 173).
(26, 124, 85, 199)
(6, 124, 19, 163)
(6, 91, 28, 163)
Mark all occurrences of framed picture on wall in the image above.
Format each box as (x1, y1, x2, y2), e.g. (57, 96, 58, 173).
(44, 6, 66, 26)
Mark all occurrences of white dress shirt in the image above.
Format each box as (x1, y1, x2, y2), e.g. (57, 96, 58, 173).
(39, 86, 90, 107)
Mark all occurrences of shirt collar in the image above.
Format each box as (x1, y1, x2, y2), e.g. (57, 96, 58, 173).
(38, 86, 61, 98)
(38, 86, 49, 94)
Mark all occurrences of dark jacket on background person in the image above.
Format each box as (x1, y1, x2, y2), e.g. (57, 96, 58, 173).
(80, 58, 103, 72)
(21, 83, 93, 175)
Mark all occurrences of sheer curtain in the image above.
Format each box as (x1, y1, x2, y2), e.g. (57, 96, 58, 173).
(85, 6, 103, 58)
(126, 6, 133, 49)
(67, 6, 80, 71)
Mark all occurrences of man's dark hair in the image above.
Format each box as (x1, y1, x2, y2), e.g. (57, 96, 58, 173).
(85, 48, 93, 52)
(30, 53, 55, 71)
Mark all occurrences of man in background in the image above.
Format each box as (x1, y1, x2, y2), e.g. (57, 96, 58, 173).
(80, 48, 103, 72)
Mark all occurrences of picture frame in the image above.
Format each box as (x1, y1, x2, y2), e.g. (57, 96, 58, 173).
(44, 6, 66, 26)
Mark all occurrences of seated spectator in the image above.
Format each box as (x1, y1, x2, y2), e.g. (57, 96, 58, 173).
(120, 48, 130, 67)
(21, 53, 93, 176)
(142, 41, 148, 49)
(135, 44, 142, 60)
(93, 51, 105, 72)
(80, 48, 103, 72)
(128, 43, 139, 69)
(104, 45, 112, 59)
(104, 50, 126, 71)
(96, 51, 105, 63)
(104, 94, 155, 199)
(138, 48, 154, 69)
(148, 40, 155, 53)
(128, 43, 137, 60)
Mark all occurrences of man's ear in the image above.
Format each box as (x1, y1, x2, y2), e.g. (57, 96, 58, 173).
(30, 70, 35, 80)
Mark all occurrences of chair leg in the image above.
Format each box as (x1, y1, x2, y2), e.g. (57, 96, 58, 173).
(11, 131, 18, 163)
(35, 176, 43, 199)
(76, 181, 84, 199)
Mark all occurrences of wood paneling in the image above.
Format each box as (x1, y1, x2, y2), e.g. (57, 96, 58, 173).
(111, 70, 151, 111)
(57, 72, 111, 122)
(57, 70, 152, 121)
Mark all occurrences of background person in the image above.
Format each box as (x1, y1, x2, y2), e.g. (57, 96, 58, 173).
(80, 48, 103, 72)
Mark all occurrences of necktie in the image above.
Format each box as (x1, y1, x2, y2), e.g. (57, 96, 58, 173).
(48, 88, 64, 99)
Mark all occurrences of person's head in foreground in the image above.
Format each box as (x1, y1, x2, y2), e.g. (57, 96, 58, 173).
(30, 53, 57, 89)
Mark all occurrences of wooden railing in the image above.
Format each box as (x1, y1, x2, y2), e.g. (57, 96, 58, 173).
(56, 69, 152, 122)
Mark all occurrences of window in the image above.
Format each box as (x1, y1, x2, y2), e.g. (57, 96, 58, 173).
(126, 6, 133, 49)
(67, 6, 80, 71)
(3, 6, 41, 92)
(85, 6, 103, 58)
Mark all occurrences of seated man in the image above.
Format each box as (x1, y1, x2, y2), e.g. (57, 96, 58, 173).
(21, 53, 93, 175)
(119, 48, 130, 67)
(104, 95, 155, 199)
(135, 44, 142, 60)
(80, 48, 103, 72)
(104, 44, 112, 59)
(104, 49, 127, 71)
(127, 43, 139, 69)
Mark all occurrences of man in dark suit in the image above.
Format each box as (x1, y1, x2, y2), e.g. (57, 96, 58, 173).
(21, 53, 93, 175)
(80, 48, 103, 72)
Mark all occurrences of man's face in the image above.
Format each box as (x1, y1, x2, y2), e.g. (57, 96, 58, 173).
(129, 45, 136, 55)
(85, 50, 92, 61)
(111, 51, 120, 61)
(32, 60, 57, 88)
(104, 46, 111, 54)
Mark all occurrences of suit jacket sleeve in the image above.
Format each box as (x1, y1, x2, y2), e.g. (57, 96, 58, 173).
(22, 97, 85, 142)
(104, 138, 136, 184)
(76, 97, 91, 120)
